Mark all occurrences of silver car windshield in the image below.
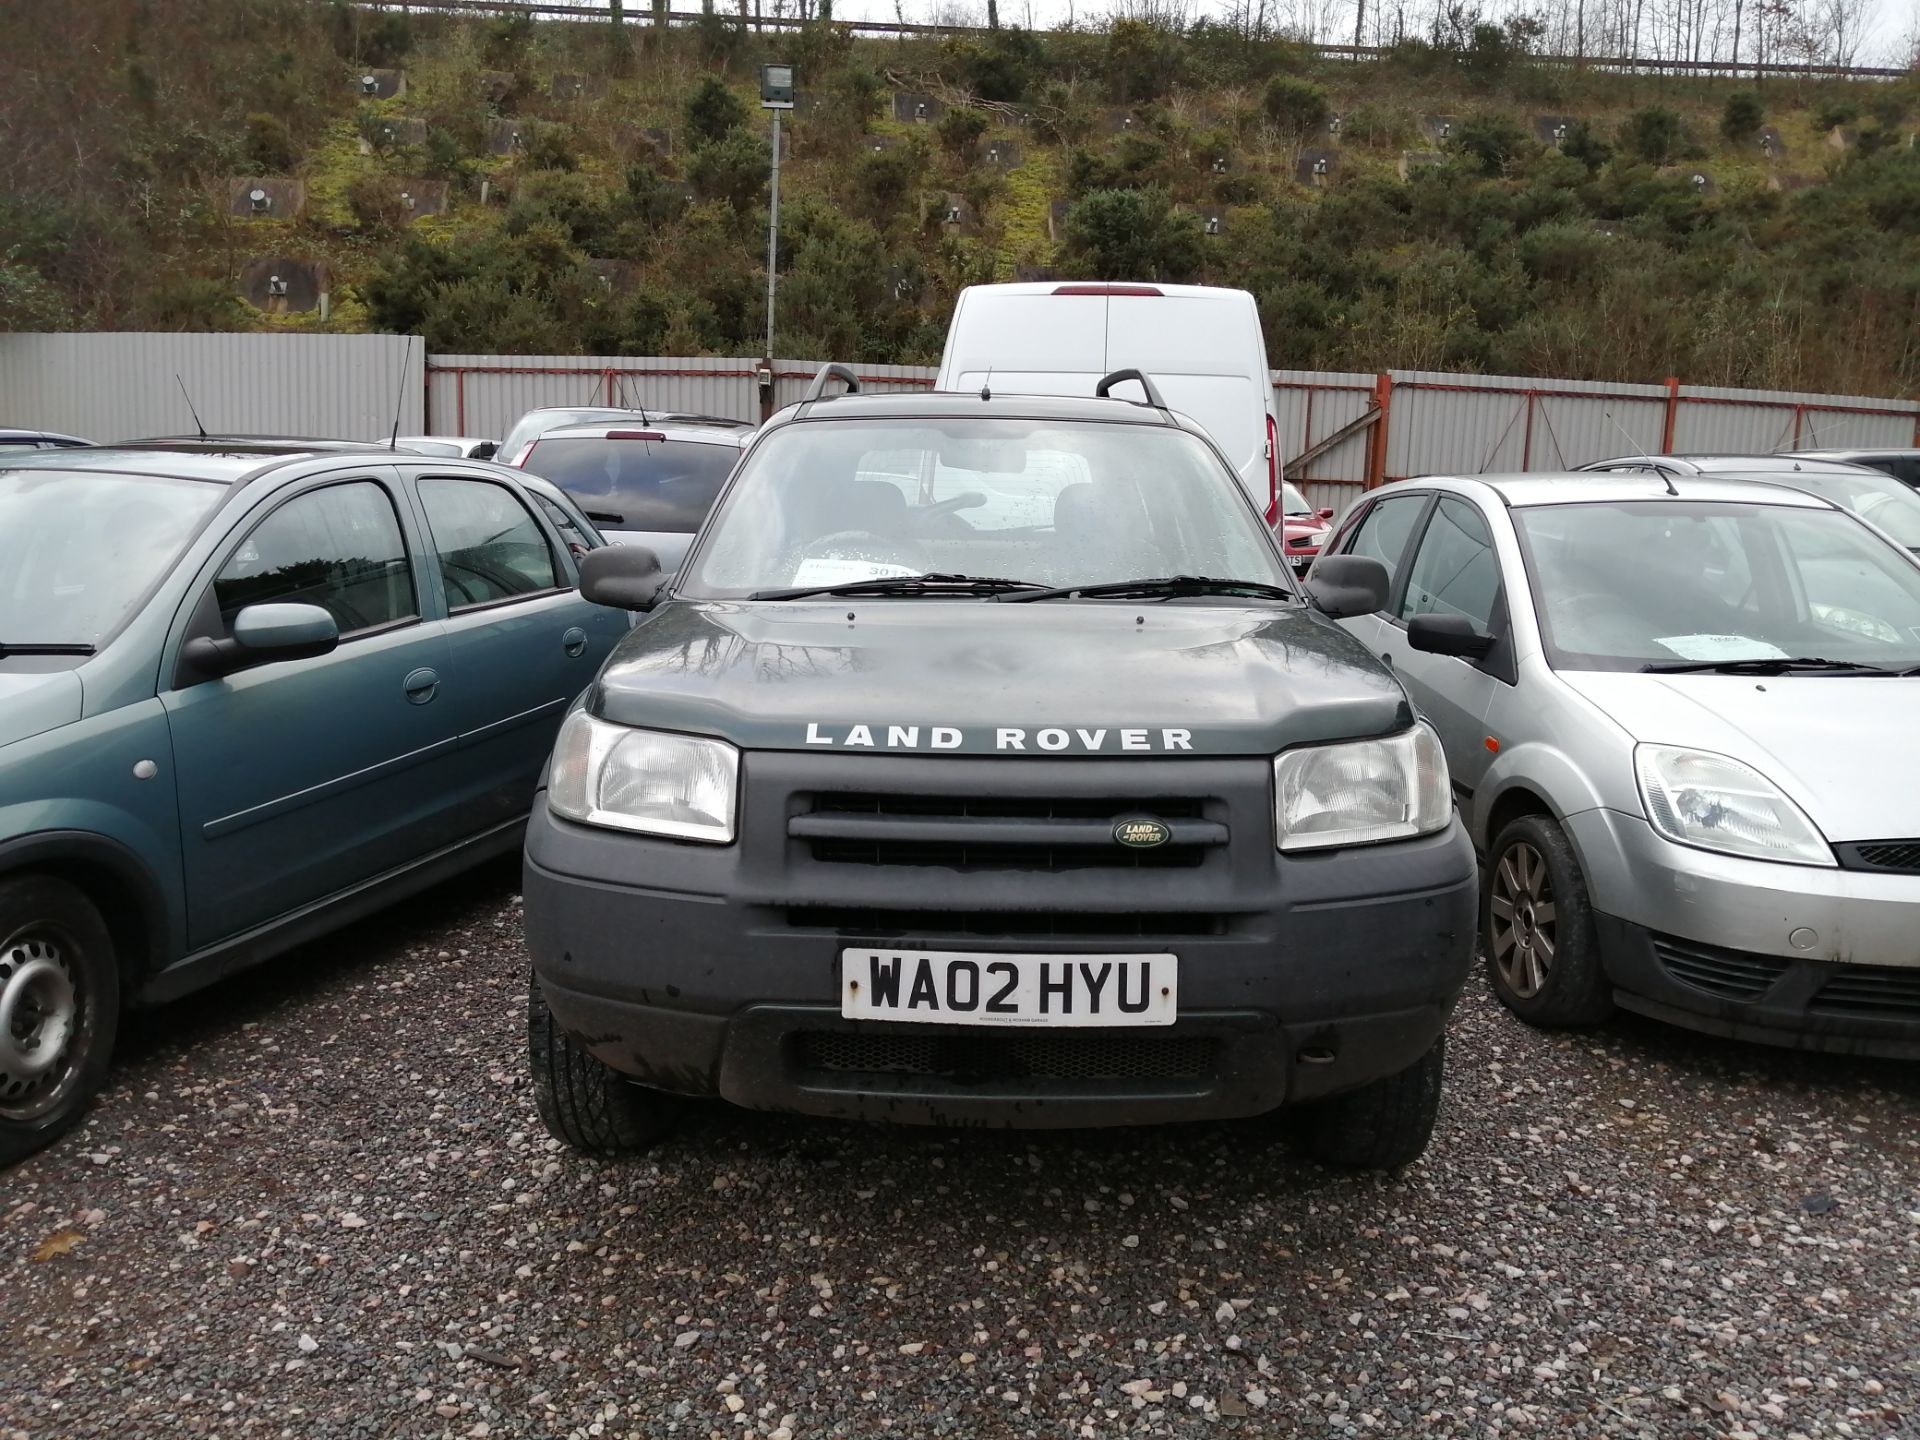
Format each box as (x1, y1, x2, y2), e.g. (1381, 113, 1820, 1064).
(680, 418, 1287, 599)
(1, 469, 222, 647)
(1514, 499, 1920, 672)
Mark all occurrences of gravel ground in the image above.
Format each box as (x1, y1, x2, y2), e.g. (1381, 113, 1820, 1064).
(3, 859, 1916, 1440)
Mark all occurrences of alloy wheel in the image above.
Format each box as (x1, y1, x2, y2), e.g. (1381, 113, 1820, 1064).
(0, 928, 83, 1122)
(1490, 841, 1556, 999)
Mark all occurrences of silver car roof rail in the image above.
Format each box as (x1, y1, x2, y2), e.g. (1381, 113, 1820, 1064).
(1095, 369, 1168, 410)
(803, 363, 862, 402)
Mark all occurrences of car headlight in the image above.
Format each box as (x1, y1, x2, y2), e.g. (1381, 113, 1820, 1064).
(1275, 724, 1452, 851)
(1634, 744, 1832, 867)
(548, 712, 738, 843)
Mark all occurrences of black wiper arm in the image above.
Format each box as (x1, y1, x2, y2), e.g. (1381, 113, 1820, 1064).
(1000, 574, 1299, 604)
(749, 573, 1044, 602)
(0, 642, 96, 657)
(1641, 656, 1890, 675)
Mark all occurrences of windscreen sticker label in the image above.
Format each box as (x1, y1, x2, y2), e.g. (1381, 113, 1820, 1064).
(803, 723, 1194, 753)
(791, 558, 920, 587)
(1653, 635, 1790, 661)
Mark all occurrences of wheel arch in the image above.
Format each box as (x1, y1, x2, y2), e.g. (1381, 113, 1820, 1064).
(0, 832, 175, 997)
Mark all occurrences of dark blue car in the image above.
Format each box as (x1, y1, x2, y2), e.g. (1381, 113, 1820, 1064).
(0, 442, 626, 1162)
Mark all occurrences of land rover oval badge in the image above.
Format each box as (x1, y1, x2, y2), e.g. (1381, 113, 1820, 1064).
(1114, 818, 1172, 850)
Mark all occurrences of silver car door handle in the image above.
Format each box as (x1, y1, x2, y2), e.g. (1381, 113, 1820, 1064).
(403, 667, 441, 704)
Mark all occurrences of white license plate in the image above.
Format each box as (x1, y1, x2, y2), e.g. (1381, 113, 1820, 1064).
(840, 950, 1177, 1027)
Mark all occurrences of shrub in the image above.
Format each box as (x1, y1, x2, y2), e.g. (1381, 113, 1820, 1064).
(1721, 92, 1764, 145)
(244, 113, 296, 172)
(1620, 106, 1685, 164)
(848, 143, 924, 227)
(685, 76, 749, 146)
(1559, 120, 1613, 173)
(1059, 187, 1203, 282)
(1517, 221, 1611, 285)
(1104, 19, 1184, 104)
(1451, 114, 1533, 176)
(1264, 76, 1329, 135)
(1342, 104, 1411, 149)
(687, 129, 768, 215)
(936, 107, 989, 163)
(345, 173, 414, 232)
(523, 123, 578, 173)
(140, 276, 248, 331)
(1813, 99, 1859, 132)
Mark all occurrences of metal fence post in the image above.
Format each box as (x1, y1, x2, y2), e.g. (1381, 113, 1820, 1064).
(1661, 376, 1680, 453)
(1367, 373, 1393, 487)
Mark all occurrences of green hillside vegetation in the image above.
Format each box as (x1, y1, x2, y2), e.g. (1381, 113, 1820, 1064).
(2, 1, 1918, 395)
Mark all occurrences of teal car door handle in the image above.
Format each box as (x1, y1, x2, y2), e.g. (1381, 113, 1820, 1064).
(562, 626, 588, 658)
(403, 667, 441, 704)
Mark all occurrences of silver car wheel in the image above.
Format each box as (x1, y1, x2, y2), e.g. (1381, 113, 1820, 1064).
(0, 932, 80, 1119)
(1490, 841, 1557, 999)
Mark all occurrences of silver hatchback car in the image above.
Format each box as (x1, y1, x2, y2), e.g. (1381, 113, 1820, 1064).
(1321, 472, 1920, 1059)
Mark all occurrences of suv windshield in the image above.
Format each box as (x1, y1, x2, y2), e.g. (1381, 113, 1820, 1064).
(520, 436, 739, 533)
(681, 418, 1288, 599)
(1514, 499, 1920, 672)
(1, 468, 222, 647)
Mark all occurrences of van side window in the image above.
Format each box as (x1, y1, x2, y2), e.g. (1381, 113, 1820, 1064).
(1342, 494, 1427, 601)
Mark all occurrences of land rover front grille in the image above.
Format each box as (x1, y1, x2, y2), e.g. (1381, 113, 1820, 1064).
(791, 792, 1221, 871)
(795, 1030, 1217, 1082)
(785, 906, 1225, 938)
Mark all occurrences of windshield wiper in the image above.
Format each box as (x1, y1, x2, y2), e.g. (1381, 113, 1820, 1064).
(583, 510, 624, 525)
(1641, 656, 1891, 675)
(0, 642, 96, 657)
(749, 573, 1044, 602)
(999, 574, 1299, 604)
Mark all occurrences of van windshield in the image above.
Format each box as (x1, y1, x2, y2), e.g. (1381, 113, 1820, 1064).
(681, 418, 1287, 600)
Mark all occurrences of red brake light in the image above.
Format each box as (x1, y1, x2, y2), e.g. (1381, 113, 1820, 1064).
(605, 430, 667, 441)
(1050, 284, 1163, 297)
(1264, 413, 1281, 525)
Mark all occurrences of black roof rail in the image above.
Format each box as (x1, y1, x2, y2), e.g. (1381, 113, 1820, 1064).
(1095, 369, 1168, 410)
(803, 363, 862, 402)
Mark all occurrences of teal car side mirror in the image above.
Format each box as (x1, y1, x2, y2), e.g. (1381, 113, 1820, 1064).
(182, 602, 340, 682)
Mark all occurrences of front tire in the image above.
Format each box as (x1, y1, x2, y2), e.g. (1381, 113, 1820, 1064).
(1483, 814, 1614, 1027)
(527, 970, 675, 1156)
(1292, 1038, 1445, 1171)
(0, 877, 120, 1169)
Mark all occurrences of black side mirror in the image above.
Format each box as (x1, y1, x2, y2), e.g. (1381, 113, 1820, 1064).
(472, 440, 498, 460)
(180, 602, 340, 682)
(579, 544, 668, 611)
(1407, 613, 1496, 658)
(1304, 554, 1389, 620)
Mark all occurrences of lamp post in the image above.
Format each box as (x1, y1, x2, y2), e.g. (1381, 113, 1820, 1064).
(759, 63, 794, 417)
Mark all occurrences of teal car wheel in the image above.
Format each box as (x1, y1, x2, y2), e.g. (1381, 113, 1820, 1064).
(0, 877, 119, 1168)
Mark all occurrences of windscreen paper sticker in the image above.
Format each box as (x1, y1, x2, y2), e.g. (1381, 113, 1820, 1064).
(791, 558, 920, 587)
(1652, 635, 1791, 661)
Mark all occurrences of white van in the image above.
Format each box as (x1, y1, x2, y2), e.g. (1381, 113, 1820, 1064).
(934, 282, 1286, 524)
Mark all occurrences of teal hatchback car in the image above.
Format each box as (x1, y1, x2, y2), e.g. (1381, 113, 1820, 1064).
(0, 442, 627, 1163)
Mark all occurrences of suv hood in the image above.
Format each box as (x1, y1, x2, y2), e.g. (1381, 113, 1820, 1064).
(592, 601, 1410, 756)
(1558, 671, 1920, 841)
(0, 669, 84, 753)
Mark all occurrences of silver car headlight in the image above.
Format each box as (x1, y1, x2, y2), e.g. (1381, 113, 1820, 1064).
(549, 712, 738, 843)
(1275, 724, 1452, 852)
(1634, 744, 1833, 867)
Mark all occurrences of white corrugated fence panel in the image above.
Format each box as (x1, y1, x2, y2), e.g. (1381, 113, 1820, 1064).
(1271, 369, 1376, 489)
(1386, 371, 1669, 479)
(427, 355, 758, 437)
(770, 359, 935, 413)
(0, 332, 421, 443)
(1674, 382, 1920, 455)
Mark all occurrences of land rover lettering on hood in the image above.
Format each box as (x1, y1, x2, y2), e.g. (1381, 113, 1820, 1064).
(523, 366, 1477, 1173)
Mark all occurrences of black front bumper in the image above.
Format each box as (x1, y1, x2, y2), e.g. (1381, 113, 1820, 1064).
(524, 751, 1478, 1128)
(1598, 915, 1920, 1060)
